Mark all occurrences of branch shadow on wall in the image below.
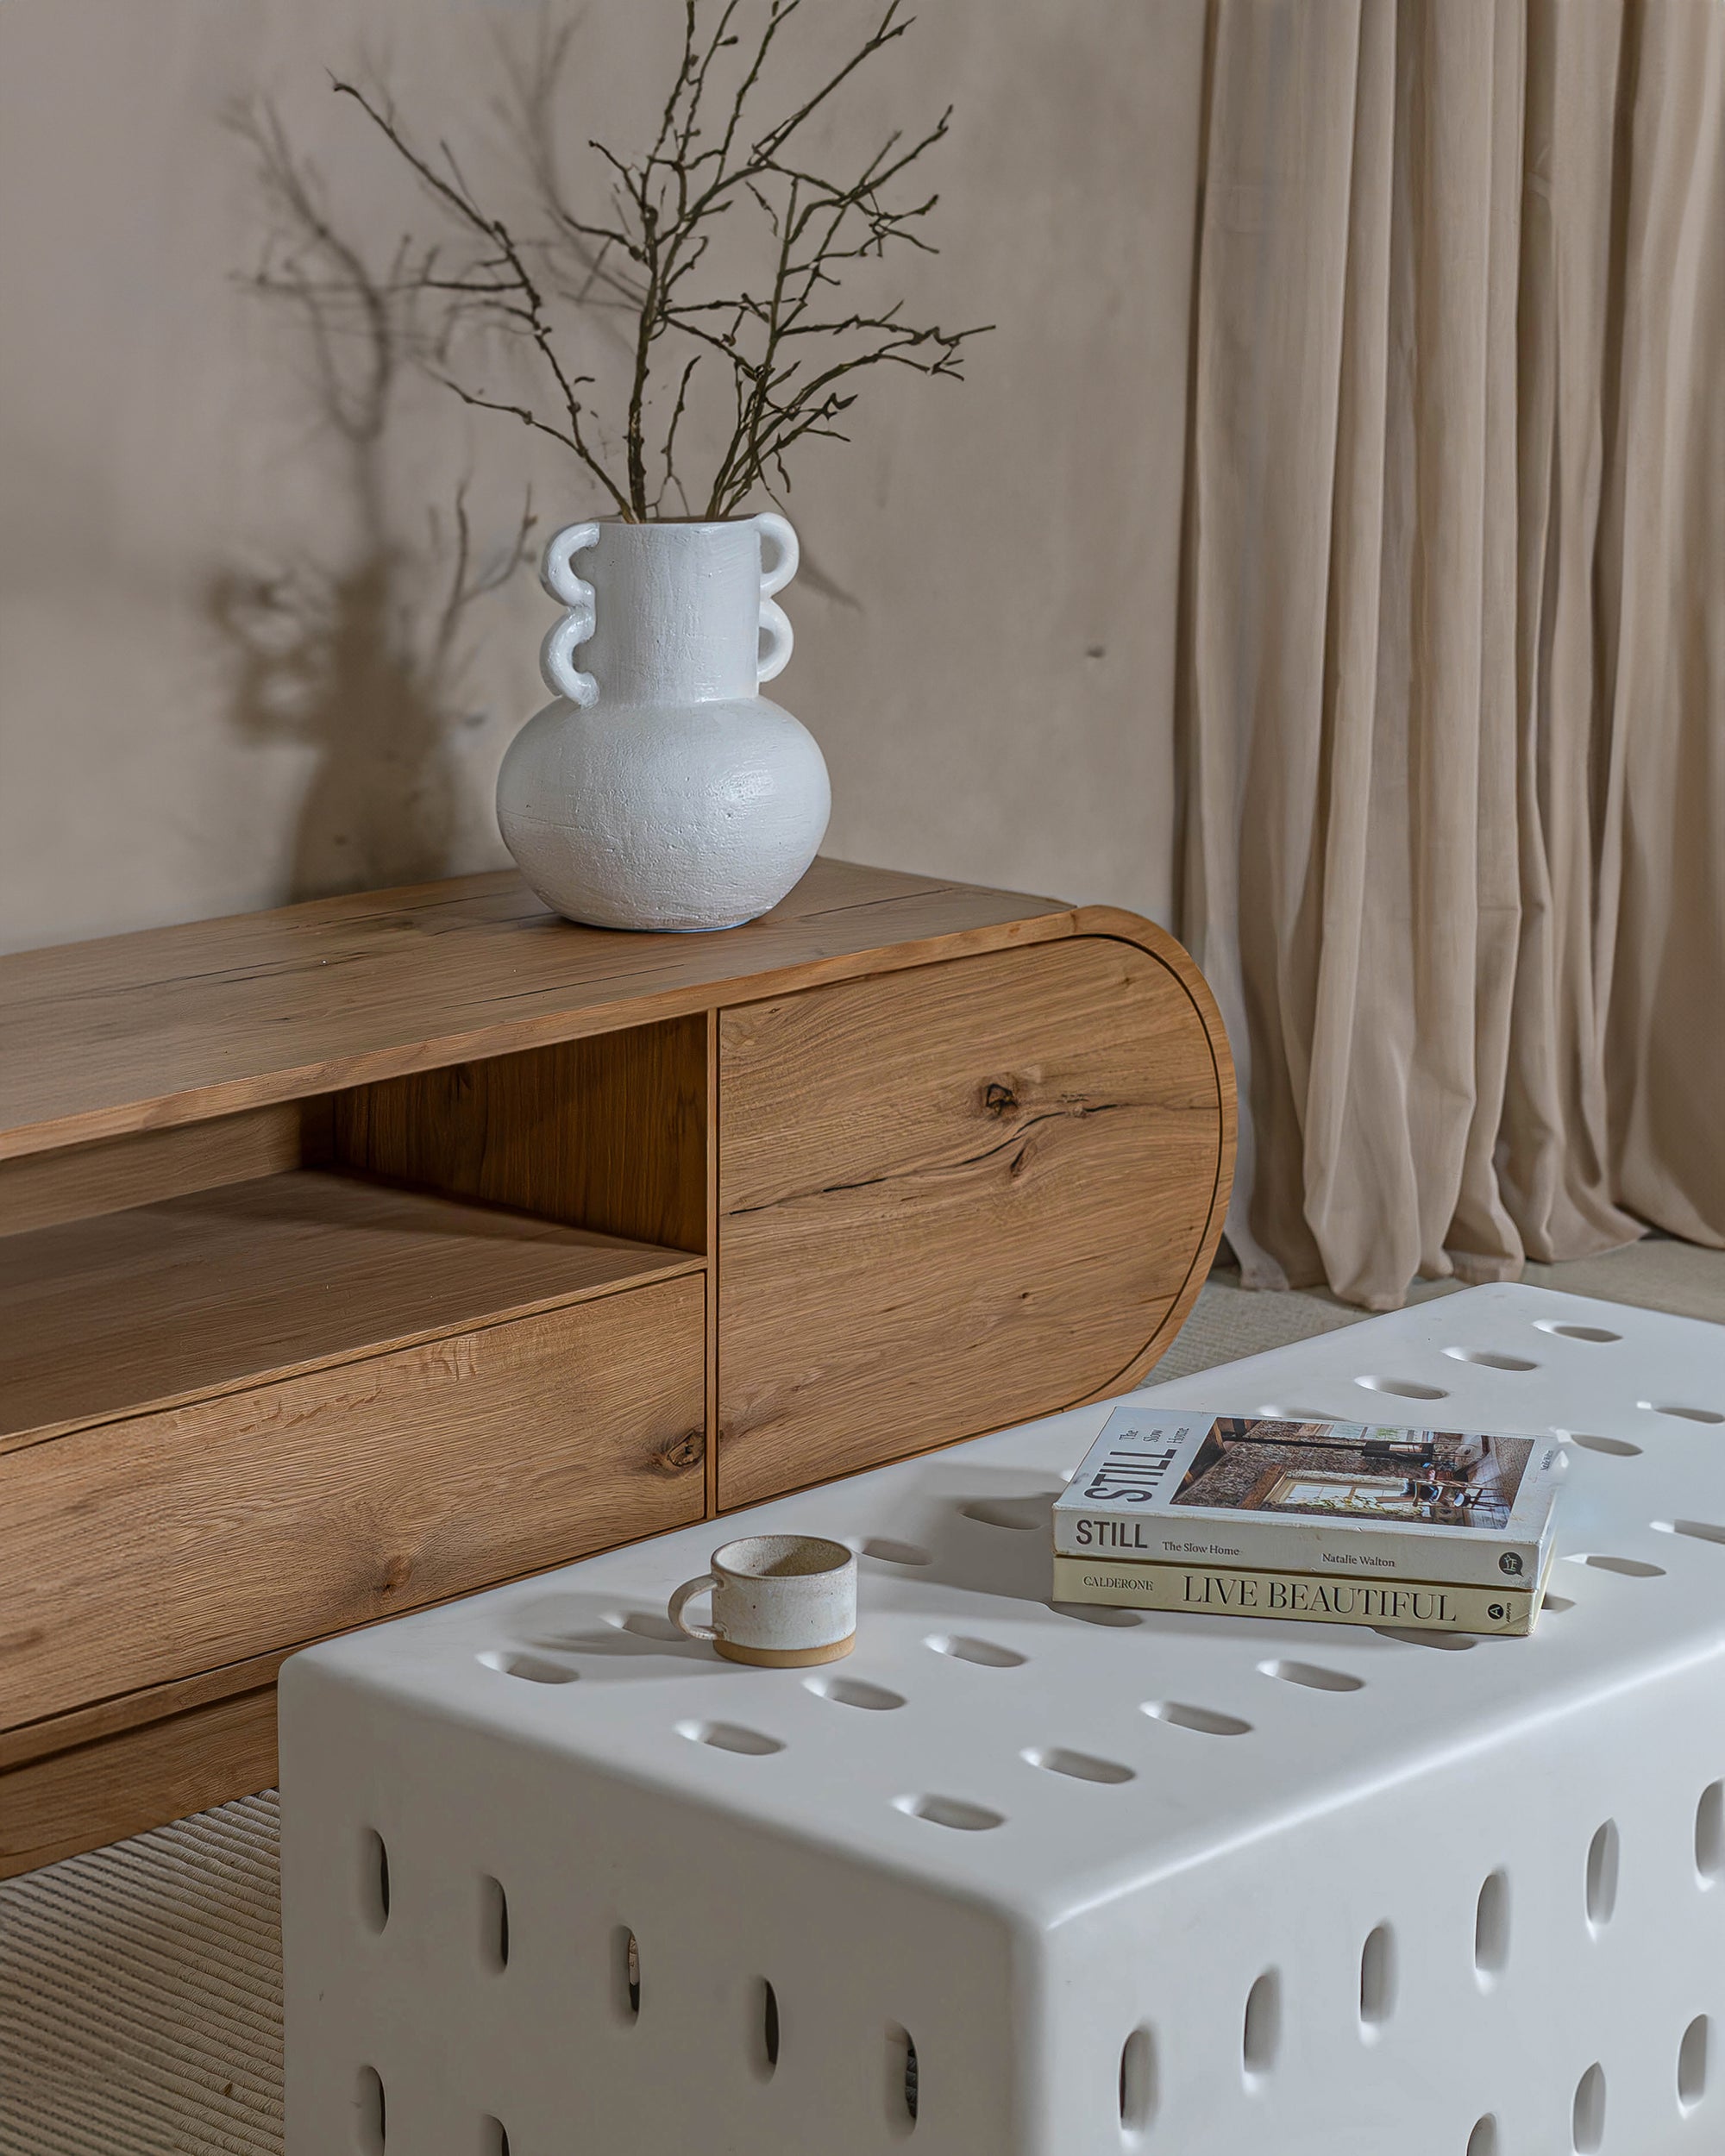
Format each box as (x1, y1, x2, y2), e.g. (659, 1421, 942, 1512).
(208, 103, 531, 903)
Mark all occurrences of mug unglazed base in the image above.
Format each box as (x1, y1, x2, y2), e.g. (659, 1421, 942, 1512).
(712, 1633, 856, 1669)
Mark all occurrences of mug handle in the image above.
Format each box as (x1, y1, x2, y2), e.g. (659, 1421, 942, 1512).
(755, 511, 797, 685)
(538, 521, 600, 708)
(669, 1573, 721, 1644)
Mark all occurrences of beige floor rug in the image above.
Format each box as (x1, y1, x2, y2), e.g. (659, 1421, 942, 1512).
(4, 1250, 1720, 2155)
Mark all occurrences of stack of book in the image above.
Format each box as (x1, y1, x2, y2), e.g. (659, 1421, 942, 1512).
(1051, 1407, 1565, 1636)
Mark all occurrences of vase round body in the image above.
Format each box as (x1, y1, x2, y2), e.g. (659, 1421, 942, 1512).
(497, 514, 830, 932)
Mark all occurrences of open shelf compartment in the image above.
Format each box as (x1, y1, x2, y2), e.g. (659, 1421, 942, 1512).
(0, 1012, 712, 1452)
(0, 1169, 700, 1451)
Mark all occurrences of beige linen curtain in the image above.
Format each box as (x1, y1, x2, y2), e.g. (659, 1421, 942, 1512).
(1178, 0, 1725, 1309)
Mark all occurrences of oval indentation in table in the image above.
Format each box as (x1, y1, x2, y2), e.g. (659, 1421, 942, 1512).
(1258, 1659, 1364, 1694)
(479, 1650, 580, 1685)
(1442, 1347, 1537, 1372)
(1142, 1700, 1251, 1737)
(806, 1674, 905, 1711)
(676, 1720, 785, 1756)
(961, 1493, 1060, 1532)
(1653, 1520, 1725, 1548)
(894, 1793, 1003, 1832)
(857, 1537, 932, 1566)
(1051, 1602, 1144, 1628)
(1023, 1745, 1136, 1785)
(926, 1633, 1026, 1668)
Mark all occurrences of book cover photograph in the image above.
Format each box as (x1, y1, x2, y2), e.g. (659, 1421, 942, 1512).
(1173, 1416, 1534, 1530)
(1053, 1405, 1566, 1588)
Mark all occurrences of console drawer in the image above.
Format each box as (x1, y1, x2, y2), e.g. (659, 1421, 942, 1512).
(0, 1275, 706, 1730)
(718, 937, 1225, 1507)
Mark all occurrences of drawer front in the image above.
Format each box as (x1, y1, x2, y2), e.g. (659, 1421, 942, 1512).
(0, 1276, 705, 1729)
(718, 937, 1226, 1508)
(0, 1686, 279, 1881)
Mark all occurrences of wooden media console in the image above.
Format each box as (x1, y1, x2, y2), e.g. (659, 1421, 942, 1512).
(0, 858, 1233, 1873)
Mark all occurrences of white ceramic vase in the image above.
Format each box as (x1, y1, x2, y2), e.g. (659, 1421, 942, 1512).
(496, 514, 831, 931)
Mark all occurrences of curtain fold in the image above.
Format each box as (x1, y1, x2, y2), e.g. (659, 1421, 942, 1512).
(1179, 0, 1725, 1309)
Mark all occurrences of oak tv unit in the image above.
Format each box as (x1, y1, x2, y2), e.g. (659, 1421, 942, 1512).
(0, 858, 1233, 1874)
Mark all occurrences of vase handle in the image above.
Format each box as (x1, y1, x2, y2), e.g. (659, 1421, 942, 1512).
(755, 512, 798, 684)
(538, 521, 600, 707)
(756, 512, 798, 597)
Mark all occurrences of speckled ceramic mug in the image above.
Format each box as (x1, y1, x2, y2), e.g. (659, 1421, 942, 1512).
(668, 1534, 857, 1667)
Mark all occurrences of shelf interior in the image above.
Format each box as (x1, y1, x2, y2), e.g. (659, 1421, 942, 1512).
(0, 1169, 702, 1450)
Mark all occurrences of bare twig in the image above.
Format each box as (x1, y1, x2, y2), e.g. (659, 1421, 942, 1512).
(331, 77, 635, 517)
(323, 0, 988, 519)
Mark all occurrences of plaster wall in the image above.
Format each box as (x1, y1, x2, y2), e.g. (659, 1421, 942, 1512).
(0, 0, 1205, 954)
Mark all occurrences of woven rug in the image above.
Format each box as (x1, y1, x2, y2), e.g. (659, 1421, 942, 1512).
(1, 1796, 283, 2155)
(0, 1269, 1501, 2154)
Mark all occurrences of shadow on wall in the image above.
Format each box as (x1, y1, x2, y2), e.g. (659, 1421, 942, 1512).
(206, 103, 532, 902)
(205, 523, 525, 902)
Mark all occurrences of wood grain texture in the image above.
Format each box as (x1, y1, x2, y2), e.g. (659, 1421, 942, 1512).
(335, 1016, 707, 1253)
(0, 859, 1068, 1160)
(1063, 908, 1237, 1396)
(717, 936, 1230, 1508)
(0, 1169, 700, 1450)
(0, 1277, 706, 1730)
(0, 1643, 295, 1772)
(0, 1687, 278, 1882)
(0, 871, 1234, 1872)
(0, 1099, 328, 1237)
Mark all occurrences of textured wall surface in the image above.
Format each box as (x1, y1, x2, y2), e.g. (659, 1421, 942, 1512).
(0, 0, 1204, 955)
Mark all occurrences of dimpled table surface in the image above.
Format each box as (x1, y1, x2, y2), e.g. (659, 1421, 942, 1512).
(280, 1283, 1725, 2156)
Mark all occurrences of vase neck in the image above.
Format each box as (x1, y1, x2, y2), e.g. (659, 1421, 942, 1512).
(582, 520, 762, 705)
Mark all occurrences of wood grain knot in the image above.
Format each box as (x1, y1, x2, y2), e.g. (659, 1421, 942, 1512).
(982, 1081, 1019, 1117)
(654, 1429, 706, 1475)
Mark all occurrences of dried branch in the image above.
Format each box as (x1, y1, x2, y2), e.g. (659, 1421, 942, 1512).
(330, 78, 635, 519)
(326, 0, 989, 520)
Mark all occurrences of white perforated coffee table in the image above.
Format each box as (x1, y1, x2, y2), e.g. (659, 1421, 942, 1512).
(281, 1283, 1725, 2156)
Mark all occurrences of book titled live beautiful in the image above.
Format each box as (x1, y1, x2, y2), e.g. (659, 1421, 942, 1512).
(1050, 1554, 1546, 1634)
(1052, 1407, 1566, 1629)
